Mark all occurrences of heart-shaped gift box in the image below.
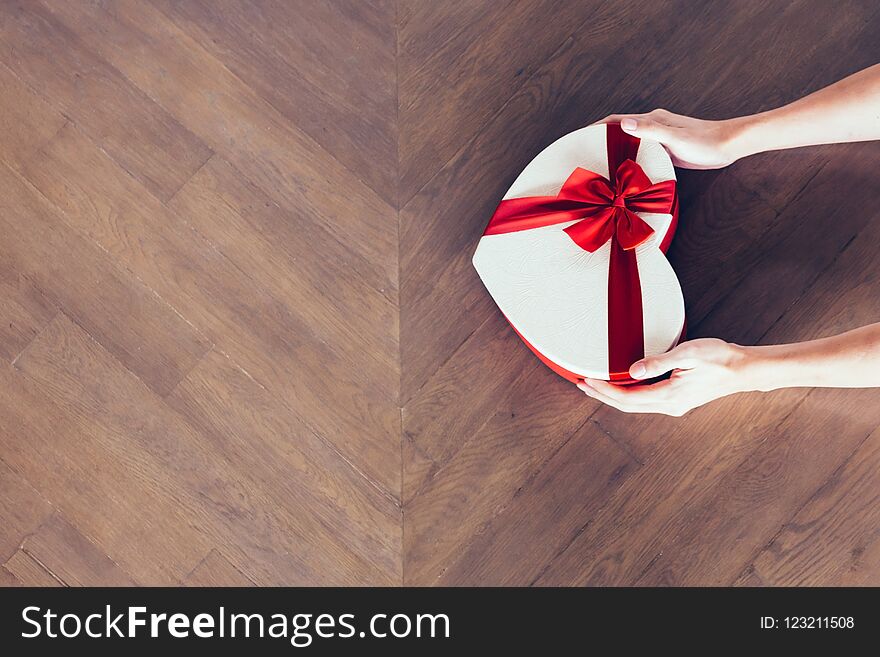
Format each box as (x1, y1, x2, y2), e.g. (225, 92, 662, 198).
(473, 123, 685, 384)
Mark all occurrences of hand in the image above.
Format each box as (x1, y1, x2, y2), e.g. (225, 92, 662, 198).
(577, 338, 756, 416)
(597, 109, 747, 170)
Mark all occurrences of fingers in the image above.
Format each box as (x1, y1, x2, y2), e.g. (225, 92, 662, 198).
(594, 109, 679, 141)
(629, 343, 700, 380)
(593, 113, 636, 126)
(577, 380, 635, 413)
(578, 378, 681, 415)
(618, 116, 675, 141)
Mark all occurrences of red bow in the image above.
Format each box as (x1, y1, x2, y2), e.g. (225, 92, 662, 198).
(484, 159, 676, 253)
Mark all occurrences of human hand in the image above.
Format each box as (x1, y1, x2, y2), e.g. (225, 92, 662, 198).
(597, 109, 749, 170)
(577, 338, 757, 416)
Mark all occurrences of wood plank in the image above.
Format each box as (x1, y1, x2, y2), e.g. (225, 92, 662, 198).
(184, 549, 255, 587)
(734, 565, 767, 587)
(15, 314, 395, 585)
(0, 366, 214, 585)
(694, 146, 877, 347)
(403, 360, 594, 585)
(0, 62, 66, 166)
(166, 349, 401, 581)
(398, 0, 631, 202)
(0, 459, 53, 563)
(0, 162, 211, 398)
(18, 123, 400, 495)
(436, 421, 638, 585)
(402, 312, 600, 502)
(0, 269, 56, 365)
(0, 64, 69, 363)
(3, 549, 62, 586)
(667, 172, 779, 327)
(397, 0, 508, 79)
(167, 156, 398, 379)
(21, 513, 136, 587)
(38, 0, 397, 285)
(637, 387, 880, 586)
(533, 387, 808, 586)
(152, 0, 398, 206)
(0, 566, 21, 587)
(737, 422, 880, 586)
(0, 1, 212, 201)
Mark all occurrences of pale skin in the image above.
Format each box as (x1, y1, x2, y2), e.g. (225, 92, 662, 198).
(579, 63, 880, 416)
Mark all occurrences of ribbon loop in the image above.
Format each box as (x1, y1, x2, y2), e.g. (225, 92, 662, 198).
(484, 158, 675, 254)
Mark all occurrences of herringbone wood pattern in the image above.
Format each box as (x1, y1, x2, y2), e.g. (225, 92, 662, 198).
(1, 0, 879, 586)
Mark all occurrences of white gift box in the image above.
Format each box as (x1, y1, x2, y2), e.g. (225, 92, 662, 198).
(473, 123, 685, 383)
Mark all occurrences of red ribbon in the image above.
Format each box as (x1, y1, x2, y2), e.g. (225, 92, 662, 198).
(483, 124, 677, 381)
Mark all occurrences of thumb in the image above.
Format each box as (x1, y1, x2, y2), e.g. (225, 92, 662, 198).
(629, 344, 696, 379)
(620, 117, 671, 142)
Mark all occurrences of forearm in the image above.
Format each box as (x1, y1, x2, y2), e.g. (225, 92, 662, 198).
(726, 63, 880, 159)
(742, 322, 880, 391)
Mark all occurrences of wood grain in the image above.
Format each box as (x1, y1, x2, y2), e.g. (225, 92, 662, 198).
(184, 549, 255, 587)
(740, 423, 880, 586)
(38, 0, 397, 282)
(0, 459, 53, 563)
(398, 0, 655, 202)
(0, 0, 212, 201)
(401, 313, 540, 502)
(0, 63, 66, 166)
(21, 514, 136, 587)
(0, 566, 22, 587)
(403, 360, 596, 585)
(19, 122, 400, 493)
(167, 156, 399, 381)
(2, 339, 216, 584)
(436, 420, 638, 585)
(0, 0, 877, 586)
(152, 0, 398, 206)
(15, 314, 394, 585)
(0, 268, 56, 365)
(636, 192, 880, 585)
(3, 549, 62, 586)
(0, 162, 211, 397)
(166, 348, 401, 581)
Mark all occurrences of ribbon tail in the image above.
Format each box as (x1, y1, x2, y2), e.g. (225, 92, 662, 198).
(607, 234, 645, 377)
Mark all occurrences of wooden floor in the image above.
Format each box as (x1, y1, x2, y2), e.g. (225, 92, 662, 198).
(1, 0, 879, 587)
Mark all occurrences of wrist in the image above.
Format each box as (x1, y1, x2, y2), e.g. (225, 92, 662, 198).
(720, 115, 766, 162)
(724, 343, 766, 394)
(736, 343, 806, 392)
